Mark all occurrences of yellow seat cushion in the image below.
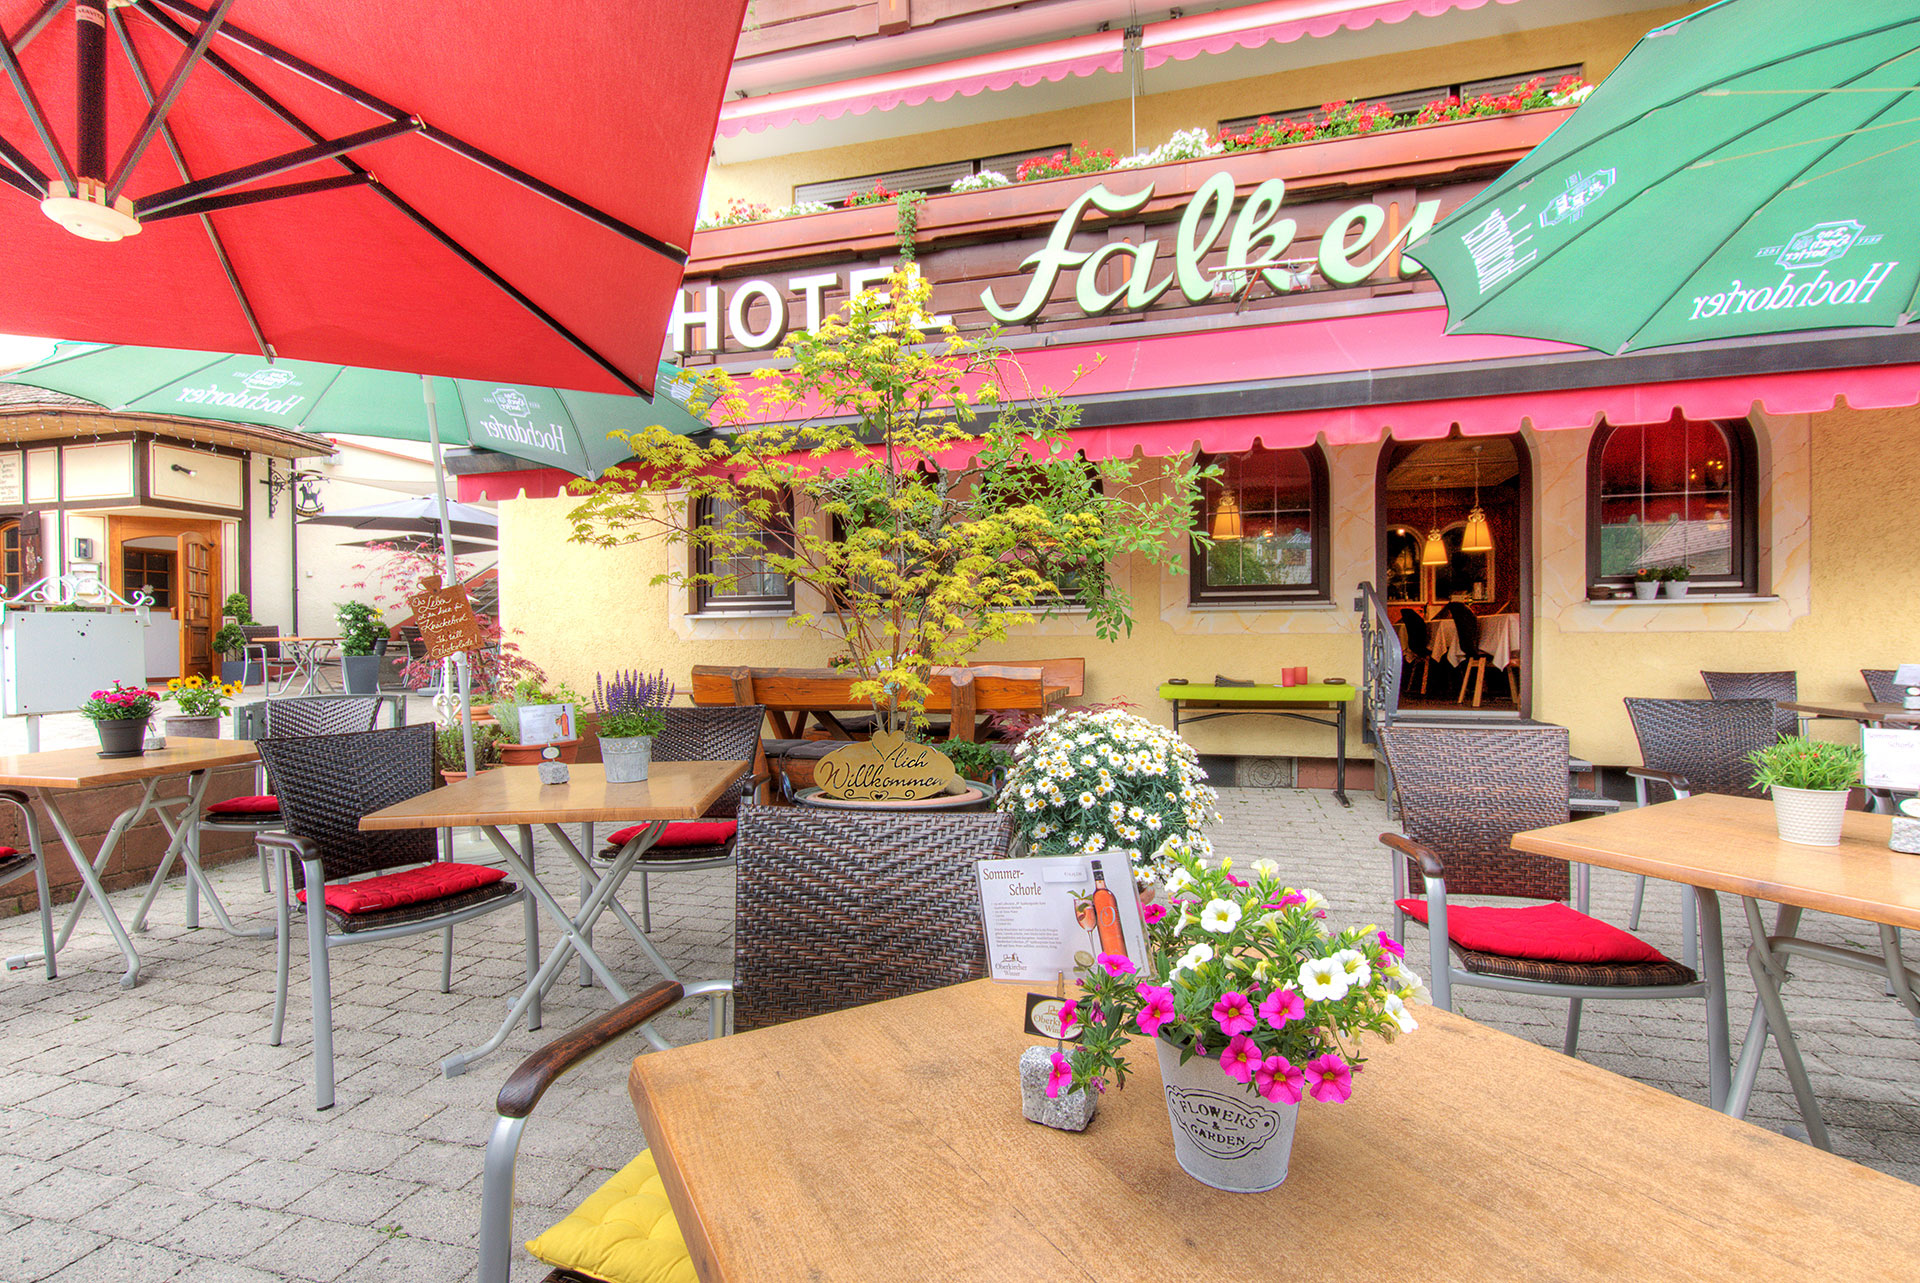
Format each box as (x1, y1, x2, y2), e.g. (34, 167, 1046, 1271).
(526, 1149, 695, 1283)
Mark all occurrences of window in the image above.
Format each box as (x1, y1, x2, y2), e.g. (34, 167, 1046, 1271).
(1219, 64, 1583, 134)
(1587, 414, 1758, 595)
(794, 145, 1069, 205)
(1191, 445, 1329, 604)
(122, 547, 174, 609)
(693, 491, 794, 614)
(0, 522, 18, 600)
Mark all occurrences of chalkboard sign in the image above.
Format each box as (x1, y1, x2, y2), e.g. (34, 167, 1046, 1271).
(405, 575, 485, 662)
(816, 731, 961, 801)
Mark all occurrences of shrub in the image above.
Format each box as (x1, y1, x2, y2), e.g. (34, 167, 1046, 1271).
(1750, 737, 1864, 792)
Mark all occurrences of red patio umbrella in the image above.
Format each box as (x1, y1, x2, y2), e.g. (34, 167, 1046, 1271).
(0, 0, 747, 397)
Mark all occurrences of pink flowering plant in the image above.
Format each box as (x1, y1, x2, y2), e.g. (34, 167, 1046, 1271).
(1053, 852, 1423, 1106)
(79, 681, 160, 722)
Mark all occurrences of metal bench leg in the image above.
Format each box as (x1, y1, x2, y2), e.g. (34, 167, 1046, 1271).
(305, 856, 336, 1110)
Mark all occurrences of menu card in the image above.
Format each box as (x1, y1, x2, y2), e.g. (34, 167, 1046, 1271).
(976, 854, 1149, 984)
(1864, 727, 1920, 791)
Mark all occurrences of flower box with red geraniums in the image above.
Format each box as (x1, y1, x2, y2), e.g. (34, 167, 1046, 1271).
(1053, 851, 1423, 1189)
(80, 681, 160, 722)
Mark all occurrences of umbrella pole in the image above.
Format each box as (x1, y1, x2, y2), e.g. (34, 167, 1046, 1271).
(422, 375, 477, 777)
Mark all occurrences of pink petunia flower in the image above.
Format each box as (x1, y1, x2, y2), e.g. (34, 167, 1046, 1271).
(1220, 1034, 1262, 1085)
(1266, 892, 1306, 910)
(1255, 1054, 1306, 1103)
(1056, 999, 1080, 1039)
(1096, 953, 1136, 978)
(1212, 990, 1257, 1036)
(1259, 986, 1305, 1029)
(1304, 1053, 1354, 1103)
(1142, 903, 1168, 925)
(1378, 930, 1405, 960)
(1135, 985, 1176, 1037)
(1225, 874, 1249, 888)
(1045, 1051, 1074, 1098)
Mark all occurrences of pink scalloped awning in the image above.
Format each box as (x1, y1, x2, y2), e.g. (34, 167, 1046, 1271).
(1141, 0, 1524, 68)
(718, 31, 1123, 137)
(717, 0, 1522, 138)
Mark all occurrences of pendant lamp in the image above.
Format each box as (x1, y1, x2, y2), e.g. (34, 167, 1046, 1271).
(1211, 491, 1244, 541)
(1420, 475, 1447, 566)
(1462, 445, 1495, 554)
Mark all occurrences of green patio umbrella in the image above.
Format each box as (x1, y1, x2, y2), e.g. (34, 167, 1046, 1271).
(3, 342, 711, 772)
(1411, 0, 1920, 354)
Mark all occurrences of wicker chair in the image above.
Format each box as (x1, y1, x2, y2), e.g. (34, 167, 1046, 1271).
(0, 791, 53, 980)
(1700, 669, 1800, 738)
(1622, 697, 1776, 956)
(593, 705, 764, 932)
(1864, 669, 1903, 705)
(476, 803, 1017, 1283)
(255, 725, 538, 1110)
(1376, 724, 1708, 1060)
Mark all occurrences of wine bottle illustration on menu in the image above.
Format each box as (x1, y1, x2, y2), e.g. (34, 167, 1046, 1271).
(1089, 860, 1128, 960)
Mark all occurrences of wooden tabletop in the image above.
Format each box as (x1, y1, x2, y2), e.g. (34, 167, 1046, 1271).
(359, 760, 748, 830)
(627, 980, 1920, 1282)
(0, 737, 259, 789)
(1514, 793, 1920, 930)
(1780, 699, 1909, 723)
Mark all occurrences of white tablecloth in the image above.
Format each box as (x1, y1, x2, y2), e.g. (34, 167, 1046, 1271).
(1430, 613, 1520, 669)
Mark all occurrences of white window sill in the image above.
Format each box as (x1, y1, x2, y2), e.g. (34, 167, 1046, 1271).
(1584, 594, 1779, 606)
(1184, 600, 1338, 612)
(687, 609, 796, 620)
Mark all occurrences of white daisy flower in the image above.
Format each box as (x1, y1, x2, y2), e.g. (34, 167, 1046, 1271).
(1174, 942, 1214, 975)
(1198, 899, 1242, 934)
(1298, 956, 1351, 1001)
(1078, 791, 1096, 809)
(1384, 993, 1419, 1033)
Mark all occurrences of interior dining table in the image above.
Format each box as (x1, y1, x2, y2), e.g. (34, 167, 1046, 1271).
(1427, 610, 1521, 668)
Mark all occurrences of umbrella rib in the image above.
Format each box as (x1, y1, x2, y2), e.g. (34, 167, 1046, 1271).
(110, 6, 269, 359)
(132, 118, 417, 218)
(7, 0, 68, 53)
(0, 133, 45, 195)
(143, 0, 687, 264)
(105, 0, 234, 204)
(1444, 20, 1920, 332)
(141, 171, 372, 222)
(0, 16, 72, 188)
(135, 3, 650, 395)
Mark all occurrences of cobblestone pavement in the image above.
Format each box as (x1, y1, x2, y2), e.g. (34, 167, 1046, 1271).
(2, 787, 1919, 1280)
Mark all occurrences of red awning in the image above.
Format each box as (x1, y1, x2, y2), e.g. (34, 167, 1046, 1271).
(0, 1, 746, 396)
(1141, 0, 1524, 68)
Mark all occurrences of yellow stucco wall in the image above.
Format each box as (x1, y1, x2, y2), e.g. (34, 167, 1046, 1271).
(495, 402, 1910, 770)
(705, 6, 1696, 212)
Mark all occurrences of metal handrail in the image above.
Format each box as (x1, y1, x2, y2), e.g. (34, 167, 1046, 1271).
(1354, 580, 1405, 745)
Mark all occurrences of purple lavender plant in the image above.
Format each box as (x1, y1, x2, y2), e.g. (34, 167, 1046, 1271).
(593, 669, 674, 739)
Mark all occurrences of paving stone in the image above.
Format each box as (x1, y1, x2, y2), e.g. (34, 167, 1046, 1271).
(152, 1199, 296, 1261)
(240, 1216, 385, 1282)
(53, 1235, 191, 1283)
(0, 1165, 134, 1222)
(0, 1110, 108, 1161)
(129, 1140, 258, 1194)
(204, 1158, 334, 1211)
(71, 1183, 212, 1243)
(285, 1170, 415, 1226)
(1, 1218, 109, 1281)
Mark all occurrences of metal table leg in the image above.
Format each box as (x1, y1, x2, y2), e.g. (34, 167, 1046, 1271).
(1334, 701, 1350, 807)
(1692, 886, 1731, 1112)
(6, 785, 158, 987)
(130, 770, 272, 939)
(1728, 901, 1803, 1119)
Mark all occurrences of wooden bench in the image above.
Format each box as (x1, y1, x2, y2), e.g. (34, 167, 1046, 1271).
(690, 664, 1070, 743)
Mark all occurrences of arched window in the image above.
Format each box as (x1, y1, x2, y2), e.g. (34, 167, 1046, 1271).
(1587, 413, 1758, 595)
(692, 490, 795, 614)
(1190, 444, 1330, 604)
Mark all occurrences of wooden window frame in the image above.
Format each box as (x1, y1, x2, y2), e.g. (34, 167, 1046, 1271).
(1585, 417, 1759, 596)
(692, 490, 796, 615)
(0, 520, 19, 600)
(1189, 445, 1331, 605)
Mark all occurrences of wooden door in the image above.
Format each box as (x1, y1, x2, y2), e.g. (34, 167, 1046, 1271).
(179, 532, 214, 678)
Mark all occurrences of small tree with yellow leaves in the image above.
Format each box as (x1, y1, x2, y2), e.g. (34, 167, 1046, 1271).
(568, 269, 1206, 733)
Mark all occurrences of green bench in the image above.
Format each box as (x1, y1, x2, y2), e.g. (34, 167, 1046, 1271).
(1158, 681, 1357, 806)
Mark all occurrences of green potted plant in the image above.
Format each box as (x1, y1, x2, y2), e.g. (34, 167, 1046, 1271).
(491, 676, 585, 764)
(1750, 736, 1864, 846)
(335, 601, 386, 694)
(1632, 567, 1661, 600)
(935, 737, 1013, 785)
(80, 681, 161, 757)
(1062, 852, 1421, 1191)
(437, 721, 503, 782)
(213, 620, 256, 685)
(592, 669, 673, 783)
(163, 675, 242, 738)
(1661, 565, 1692, 599)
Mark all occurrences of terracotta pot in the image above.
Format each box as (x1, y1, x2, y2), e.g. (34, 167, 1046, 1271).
(499, 738, 581, 766)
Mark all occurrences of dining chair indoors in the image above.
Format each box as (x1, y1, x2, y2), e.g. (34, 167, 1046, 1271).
(1376, 723, 1711, 1063)
(1398, 609, 1433, 697)
(476, 802, 1017, 1283)
(1623, 696, 1776, 961)
(254, 724, 538, 1110)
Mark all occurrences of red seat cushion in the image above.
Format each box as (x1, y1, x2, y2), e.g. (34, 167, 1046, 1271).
(207, 794, 281, 816)
(298, 863, 507, 916)
(1395, 899, 1671, 965)
(604, 820, 737, 850)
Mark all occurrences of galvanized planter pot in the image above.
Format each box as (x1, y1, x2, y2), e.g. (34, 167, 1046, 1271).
(1155, 1037, 1300, 1192)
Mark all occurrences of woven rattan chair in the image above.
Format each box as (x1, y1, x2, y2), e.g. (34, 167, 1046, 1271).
(1376, 724, 1709, 1060)
(1864, 669, 1902, 705)
(476, 803, 1016, 1283)
(255, 725, 537, 1110)
(593, 705, 764, 931)
(0, 790, 54, 980)
(1623, 696, 1776, 955)
(1701, 669, 1800, 738)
